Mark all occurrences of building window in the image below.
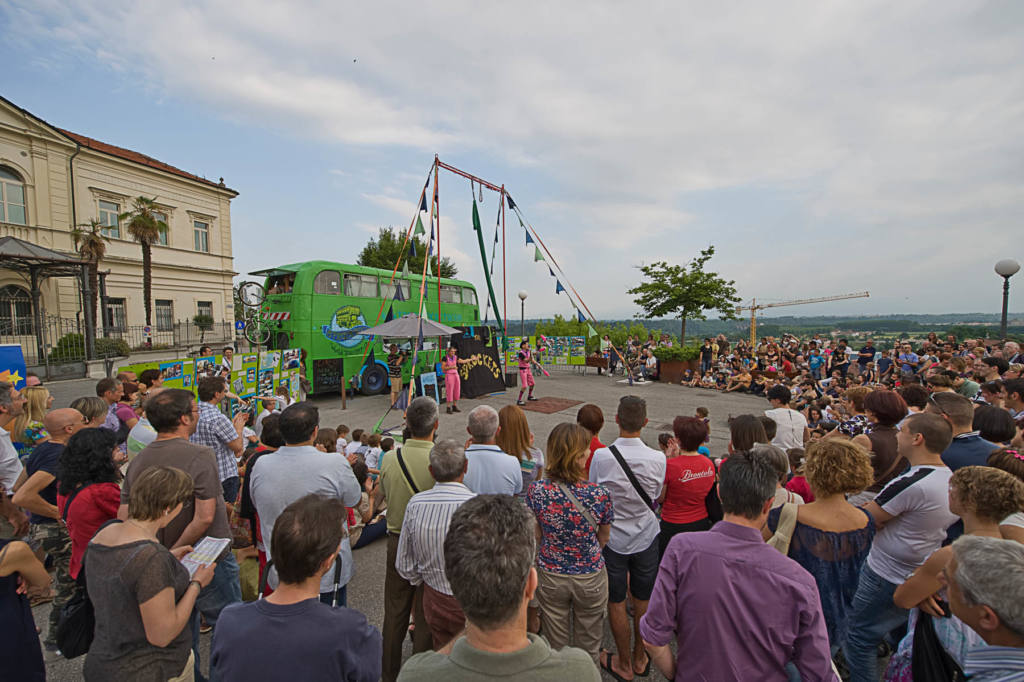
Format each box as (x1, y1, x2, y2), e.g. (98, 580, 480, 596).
(152, 211, 169, 246)
(193, 220, 209, 252)
(0, 167, 27, 226)
(0, 285, 32, 335)
(197, 301, 213, 318)
(313, 270, 341, 295)
(99, 200, 120, 239)
(155, 299, 174, 331)
(105, 297, 127, 331)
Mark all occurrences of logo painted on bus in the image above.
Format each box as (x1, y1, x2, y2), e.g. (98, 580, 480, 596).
(321, 305, 371, 348)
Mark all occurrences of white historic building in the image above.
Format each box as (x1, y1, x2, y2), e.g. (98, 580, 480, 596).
(0, 95, 238, 340)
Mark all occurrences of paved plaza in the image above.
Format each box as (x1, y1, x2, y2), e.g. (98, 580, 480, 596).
(38, 370, 769, 681)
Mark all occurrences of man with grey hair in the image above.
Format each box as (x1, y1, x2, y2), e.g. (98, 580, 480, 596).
(947, 535, 1024, 677)
(1003, 340, 1023, 365)
(398, 495, 599, 680)
(0, 381, 28, 539)
(379, 396, 439, 680)
(463, 405, 521, 495)
(396, 439, 476, 649)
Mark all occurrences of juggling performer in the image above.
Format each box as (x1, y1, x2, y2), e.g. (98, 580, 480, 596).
(442, 345, 471, 414)
(516, 340, 541, 405)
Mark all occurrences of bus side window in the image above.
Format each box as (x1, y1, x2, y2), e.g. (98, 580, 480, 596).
(461, 288, 477, 306)
(440, 285, 461, 304)
(314, 270, 341, 295)
(343, 274, 378, 298)
(381, 279, 410, 300)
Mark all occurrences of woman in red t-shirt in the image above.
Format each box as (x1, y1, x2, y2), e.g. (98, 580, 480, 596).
(576, 403, 606, 476)
(56, 428, 122, 579)
(657, 416, 716, 556)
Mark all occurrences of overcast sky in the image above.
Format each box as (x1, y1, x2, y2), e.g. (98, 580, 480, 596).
(4, 1, 1023, 320)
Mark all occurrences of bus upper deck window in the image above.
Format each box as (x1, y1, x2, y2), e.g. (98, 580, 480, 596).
(381, 279, 410, 300)
(441, 285, 461, 304)
(314, 270, 341, 295)
(461, 288, 477, 306)
(344, 273, 378, 298)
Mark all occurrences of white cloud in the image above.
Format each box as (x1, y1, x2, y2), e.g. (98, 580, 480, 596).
(9, 0, 1024, 317)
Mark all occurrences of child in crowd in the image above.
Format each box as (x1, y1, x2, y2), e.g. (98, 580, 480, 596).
(315, 427, 338, 453)
(335, 424, 350, 452)
(695, 406, 711, 444)
(365, 433, 383, 470)
(784, 448, 814, 502)
(344, 429, 364, 456)
(699, 370, 716, 388)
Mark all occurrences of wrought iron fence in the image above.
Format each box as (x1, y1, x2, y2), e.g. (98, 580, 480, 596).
(0, 314, 236, 367)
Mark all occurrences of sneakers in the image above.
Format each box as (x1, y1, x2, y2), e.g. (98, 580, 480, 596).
(517, 400, 525, 406)
(527, 396, 538, 401)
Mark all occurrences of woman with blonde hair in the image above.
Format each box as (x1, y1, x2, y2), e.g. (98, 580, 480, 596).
(11, 385, 53, 457)
(70, 397, 108, 429)
(84, 466, 216, 681)
(525, 422, 612, 664)
(763, 439, 875, 650)
(886, 466, 1024, 680)
(495, 404, 544, 499)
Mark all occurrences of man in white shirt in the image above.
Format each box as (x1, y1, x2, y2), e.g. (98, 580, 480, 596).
(463, 406, 521, 495)
(844, 413, 958, 682)
(250, 402, 362, 605)
(588, 395, 665, 681)
(0, 381, 28, 539)
(396, 439, 476, 649)
(764, 385, 809, 450)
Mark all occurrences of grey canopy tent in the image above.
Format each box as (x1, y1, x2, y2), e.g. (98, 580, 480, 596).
(360, 314, 461, 339)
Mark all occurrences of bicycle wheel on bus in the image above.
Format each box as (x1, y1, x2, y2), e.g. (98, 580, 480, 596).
(245, 319, 271, 346)
(235, 281, 266, 309)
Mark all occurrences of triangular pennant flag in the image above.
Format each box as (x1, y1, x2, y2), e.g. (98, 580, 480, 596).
(577, 310, 586, 323)
(506, 193, 517, 210)
(587, 324, 597, 338)
(401, 259, 410, 277)
(548, 266, 555, 278)
(525, 230, 534, 245)
(426, 256, 433, 277)
(409, 239, 418, 258)
(555, 280, 565, 295)
(384, 305, 395, 322)
(366, 348, 376, 367)
(392, 386, 409, 410)
(414, 215, 426, 236)
(417, 326, 425, 351)
(534, 246, 544, 262)
(393, 283, 406, 301)
(419, 193, 428, 212)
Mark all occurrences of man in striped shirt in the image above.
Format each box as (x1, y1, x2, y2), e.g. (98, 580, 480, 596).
(947, 535, 1024, 681)
(396, 439, 476, 649)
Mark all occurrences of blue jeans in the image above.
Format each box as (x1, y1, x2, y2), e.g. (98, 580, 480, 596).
(700, 358, 712, 375)
(193, 551, 242, 682)
(844, 564, 907, 682)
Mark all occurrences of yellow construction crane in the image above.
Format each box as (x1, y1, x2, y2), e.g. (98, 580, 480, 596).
(736, 291, 870, 346)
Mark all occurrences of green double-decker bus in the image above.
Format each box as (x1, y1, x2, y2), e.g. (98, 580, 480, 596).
(249, 261, 482, 395)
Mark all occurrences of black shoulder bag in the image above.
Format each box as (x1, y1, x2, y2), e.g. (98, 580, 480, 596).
(911, 610, 967, 681)
(703, 456, 724, 523)
(55, 484, 99, 659)
(608, 445, 656, 511)
(396, 447, 420, 495)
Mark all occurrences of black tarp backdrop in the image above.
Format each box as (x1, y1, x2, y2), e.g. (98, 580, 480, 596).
(451, 326, 505, 398)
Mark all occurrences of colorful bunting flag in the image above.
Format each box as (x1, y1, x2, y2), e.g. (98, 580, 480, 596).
(409, 239, 418, 258)
(402, 259, 410, 277)
(525, 230, 534, 245)
(419, 194, 428, 212)
(548, 266, 555, 278)
(506, 194, 517, 210)
(555, 280, 565, 295)
(414, 215, 426, 236)
(384, 305, 395, 322)
(393, 283, 406, 301)
(577, 310, 586, 323)
(534, 246, 544, 262)
(587, 324, 597, 338)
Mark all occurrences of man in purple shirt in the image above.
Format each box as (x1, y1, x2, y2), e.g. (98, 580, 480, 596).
(639, 450, 836, 681)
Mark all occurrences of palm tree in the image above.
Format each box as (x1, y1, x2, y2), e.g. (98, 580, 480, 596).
(70, 219, 111, 326)
(120, 196, 168, 328)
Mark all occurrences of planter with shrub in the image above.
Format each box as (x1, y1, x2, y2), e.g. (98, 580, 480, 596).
(652, 345, 700, 383)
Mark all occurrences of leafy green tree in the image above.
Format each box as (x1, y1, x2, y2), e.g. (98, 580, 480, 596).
(69, 218, 111, 326)
(627, 246, 741, 346)
(120, 196, 168, 327)
(357, 226, 457, 278)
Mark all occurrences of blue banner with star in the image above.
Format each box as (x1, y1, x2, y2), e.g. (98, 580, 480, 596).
(0, 344, 27, 390)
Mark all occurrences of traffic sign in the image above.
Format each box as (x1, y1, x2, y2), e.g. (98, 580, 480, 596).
(235, 320, 246, 331)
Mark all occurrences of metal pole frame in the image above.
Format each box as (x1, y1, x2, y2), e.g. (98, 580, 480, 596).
(1001, 276, 1011, 340)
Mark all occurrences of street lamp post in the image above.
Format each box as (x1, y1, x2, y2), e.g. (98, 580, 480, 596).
(518, 290, 528, 337)
(995, 259, 1020, 340)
